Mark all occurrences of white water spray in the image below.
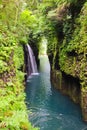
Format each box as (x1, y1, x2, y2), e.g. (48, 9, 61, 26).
(26, 44, 38, 78)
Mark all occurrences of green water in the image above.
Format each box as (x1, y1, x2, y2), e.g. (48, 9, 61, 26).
(25, 56, 87, 130)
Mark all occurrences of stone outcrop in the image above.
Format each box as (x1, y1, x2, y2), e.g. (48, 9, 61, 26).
(51, 70, 81, 104)
(47, 1, 87, 121)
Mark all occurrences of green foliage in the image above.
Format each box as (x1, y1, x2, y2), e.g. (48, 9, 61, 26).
(1, 0, 87, 128)
(0, 0, 40, 129)
(20, 10, 37, 27)
(13, 46, 24, 70)
(0, 87, 39, 130)
(38, 0, 87, 91)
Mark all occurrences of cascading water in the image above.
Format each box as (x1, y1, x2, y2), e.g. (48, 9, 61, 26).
(26, 44, 38, 78)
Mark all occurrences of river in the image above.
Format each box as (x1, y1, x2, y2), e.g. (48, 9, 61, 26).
(25, 55, 87, 130)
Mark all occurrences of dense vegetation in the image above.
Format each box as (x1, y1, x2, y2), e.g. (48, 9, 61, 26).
(1, 0, 87, 129)
(0, 0, 39, 129)
(36, 0, 87, 121)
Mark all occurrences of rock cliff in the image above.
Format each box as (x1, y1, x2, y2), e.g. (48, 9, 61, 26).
(47, 1, 87, 121)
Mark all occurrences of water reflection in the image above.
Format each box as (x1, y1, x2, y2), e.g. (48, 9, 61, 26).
(25, 55, 87, 130)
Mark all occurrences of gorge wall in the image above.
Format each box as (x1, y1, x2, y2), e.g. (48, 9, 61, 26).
(47, 0, 87, 121)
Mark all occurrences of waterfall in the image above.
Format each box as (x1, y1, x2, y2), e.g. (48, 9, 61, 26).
(26, 44, 38, 77)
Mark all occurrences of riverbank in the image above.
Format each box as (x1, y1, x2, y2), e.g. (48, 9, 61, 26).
(0, 44, 39, 129)
(25, 56, 87, 130)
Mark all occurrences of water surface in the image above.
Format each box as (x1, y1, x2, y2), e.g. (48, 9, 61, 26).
(25, 56, 87, 130)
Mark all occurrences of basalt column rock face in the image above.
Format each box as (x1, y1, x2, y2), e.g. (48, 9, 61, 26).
(51, 70, 81, 104)
(47, 1, 87, 121)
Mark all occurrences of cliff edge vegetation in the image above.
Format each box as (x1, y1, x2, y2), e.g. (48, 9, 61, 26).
(0, 0, 39, 129)
(36, 0, 87, 121)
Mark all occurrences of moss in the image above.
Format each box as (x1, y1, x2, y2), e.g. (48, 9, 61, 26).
(0, 39, 39, 129)
(45, 0, 87, 121)
(47, 1, 87, 86)
(51, 69, 81, 104)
